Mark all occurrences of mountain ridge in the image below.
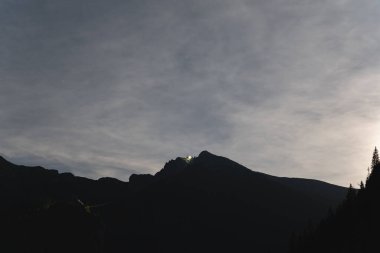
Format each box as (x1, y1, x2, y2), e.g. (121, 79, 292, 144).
(0, 151, 347, 253)
(130, 150, 346, 197)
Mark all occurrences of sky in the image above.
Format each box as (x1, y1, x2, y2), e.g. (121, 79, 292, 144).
(1, 0, 380, 186)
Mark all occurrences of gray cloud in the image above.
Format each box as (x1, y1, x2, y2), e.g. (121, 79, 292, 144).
(1, 0, 380, 186)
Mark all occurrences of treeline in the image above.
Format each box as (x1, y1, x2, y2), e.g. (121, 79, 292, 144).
(290, 147, 380, 253)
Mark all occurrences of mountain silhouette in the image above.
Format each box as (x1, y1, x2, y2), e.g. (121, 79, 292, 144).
(0, 151, 346, 253)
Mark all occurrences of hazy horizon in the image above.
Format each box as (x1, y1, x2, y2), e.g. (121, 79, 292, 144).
(2, 0, 380, 186)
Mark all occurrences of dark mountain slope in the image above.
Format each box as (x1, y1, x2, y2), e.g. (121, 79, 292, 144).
(0, 157, 129, 209)
(126, 151, 346, 252)
(0, 151, 346, 253)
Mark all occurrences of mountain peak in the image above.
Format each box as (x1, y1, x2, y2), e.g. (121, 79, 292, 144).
(155, 156, 189, 178)
(198, 150, 214, 158)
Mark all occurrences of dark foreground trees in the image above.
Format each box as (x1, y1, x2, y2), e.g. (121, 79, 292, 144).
(290, 147, 380, 253)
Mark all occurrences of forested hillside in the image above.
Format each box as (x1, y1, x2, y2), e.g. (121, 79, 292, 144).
(290, 148, 380, 253)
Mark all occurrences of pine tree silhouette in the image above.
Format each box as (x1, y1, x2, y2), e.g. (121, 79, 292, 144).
(366, 147, 380, 190)
(371, 147, 379, 170)
(345, 184, 356, 205)
(359, 181, 365, 190)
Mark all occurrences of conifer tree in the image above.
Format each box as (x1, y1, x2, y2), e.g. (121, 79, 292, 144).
(359, 181, 365, 190)
(371, 147, 379, 172)
(367, 147, 380, 188)
(345, 184, 356, 205)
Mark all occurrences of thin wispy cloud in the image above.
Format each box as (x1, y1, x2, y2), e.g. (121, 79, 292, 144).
(1, 0, 380, 185)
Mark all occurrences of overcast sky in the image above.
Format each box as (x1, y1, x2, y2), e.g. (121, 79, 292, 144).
(1, 0, 380, 186)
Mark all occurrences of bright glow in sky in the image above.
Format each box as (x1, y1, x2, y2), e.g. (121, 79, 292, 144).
(1, 0, 380, 186)
(185, 156, 193, 163)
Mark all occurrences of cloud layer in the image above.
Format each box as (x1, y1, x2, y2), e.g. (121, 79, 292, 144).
(1, 0, 380, 186)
